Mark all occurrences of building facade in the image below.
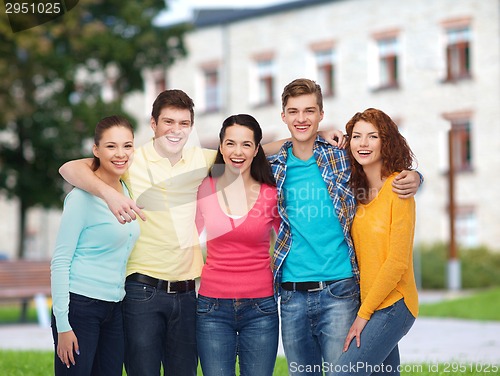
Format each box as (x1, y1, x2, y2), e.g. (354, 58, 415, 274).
(159, 0, 500, 250)
(3, 0, 498, 259)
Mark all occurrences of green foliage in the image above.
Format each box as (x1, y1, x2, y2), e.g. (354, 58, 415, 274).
(418, 243, 500, 289)
(420, 287, 500, 321)
(0, 1, 189, 257)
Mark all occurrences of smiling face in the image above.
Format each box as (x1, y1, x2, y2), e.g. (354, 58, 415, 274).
(350, 120, 383, 171)
(281, 93, 324, 146)
(219, 124, 258, 178)
(93, 126, 134, 179)
(151, 106, 193, 163)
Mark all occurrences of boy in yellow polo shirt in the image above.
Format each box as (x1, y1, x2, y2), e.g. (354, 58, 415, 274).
(59, 90, 216, 375)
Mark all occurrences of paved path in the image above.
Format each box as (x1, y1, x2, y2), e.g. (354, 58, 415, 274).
(399, 317, 500, 365)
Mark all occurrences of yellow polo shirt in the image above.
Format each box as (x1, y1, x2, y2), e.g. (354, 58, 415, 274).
(123, 139, 217, 281)
(351, 173, 418, 320)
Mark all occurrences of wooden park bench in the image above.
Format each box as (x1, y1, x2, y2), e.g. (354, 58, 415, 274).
(0, 260, 51, 327)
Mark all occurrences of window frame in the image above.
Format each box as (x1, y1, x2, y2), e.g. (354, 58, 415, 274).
(441, 18, 472, 82)
(450, 119, 473, 172)
(376, 37, 399, 90)
(203, 68, 221, 113)
(314, 48, 336, 97)
(255, 58, 275, 107)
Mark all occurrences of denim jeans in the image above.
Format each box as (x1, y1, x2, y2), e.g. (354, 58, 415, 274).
(335, 298, 415, 376)
(196, 295, 279, 376)
(122, 280, 198, 376)
(280, 277, 360, 376)
(51, 293, 124, 376)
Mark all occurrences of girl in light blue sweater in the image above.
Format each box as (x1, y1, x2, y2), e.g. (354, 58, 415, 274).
(51, 116, 140, 375)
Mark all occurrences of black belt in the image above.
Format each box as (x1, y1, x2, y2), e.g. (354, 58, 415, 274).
(281, 280, 337, 292)
(126, 273, 195, 294)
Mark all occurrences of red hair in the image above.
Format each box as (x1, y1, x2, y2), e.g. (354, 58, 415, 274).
(345, 108, 416, 202)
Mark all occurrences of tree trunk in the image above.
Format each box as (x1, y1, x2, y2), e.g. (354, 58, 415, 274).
(17, 199, 27, 259)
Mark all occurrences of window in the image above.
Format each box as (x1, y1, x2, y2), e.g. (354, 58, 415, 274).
(203, 69, 220, 112)
(450, 119, 472, 172)
(314, 49, 335, 97)
(154, 76, 166, 95)
(377, 37, 399, 89)
(445, 27, 471, 81)
(256, 59, 275, 106)
(455, 206, 477, 247)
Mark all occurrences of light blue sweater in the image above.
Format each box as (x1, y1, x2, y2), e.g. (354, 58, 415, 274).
(51, 184, 140, 332)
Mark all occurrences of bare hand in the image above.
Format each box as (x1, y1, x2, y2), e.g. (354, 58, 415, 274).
(318, 129, 348, 149)
(57, 330, 79, 368)
(343, 316, 368, 352)
(392, 170, 421, 199)
(103, 188, 146, 224)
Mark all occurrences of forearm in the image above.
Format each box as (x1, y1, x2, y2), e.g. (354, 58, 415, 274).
(59, 158, 113, 200)
(262, 138, 290, 156)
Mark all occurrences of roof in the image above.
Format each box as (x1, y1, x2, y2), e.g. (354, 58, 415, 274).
(192, 0, 340, 28)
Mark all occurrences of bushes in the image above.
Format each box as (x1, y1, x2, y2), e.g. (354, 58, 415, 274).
(417, 243, 500, 289)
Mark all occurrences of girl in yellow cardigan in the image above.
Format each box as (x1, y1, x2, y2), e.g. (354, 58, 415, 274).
(335, 108, 418, 376)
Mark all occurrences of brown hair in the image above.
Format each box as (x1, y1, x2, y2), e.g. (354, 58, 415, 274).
(151, 89, 195, 126)
(281, 78, 324, 112)
(91, 115, 134, 171)
(345, 108, 416, 202)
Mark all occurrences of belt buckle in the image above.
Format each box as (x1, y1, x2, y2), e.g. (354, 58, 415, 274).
(308, 281, 325, 292)
(166, 281, 175, 294)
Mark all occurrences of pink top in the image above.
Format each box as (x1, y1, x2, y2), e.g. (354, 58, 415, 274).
(196, 177, 280, 298)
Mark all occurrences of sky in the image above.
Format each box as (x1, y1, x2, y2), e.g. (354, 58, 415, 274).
(155, 0, 299, 25)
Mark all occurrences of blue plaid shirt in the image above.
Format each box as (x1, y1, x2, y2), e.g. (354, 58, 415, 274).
(268, 136, 360, 298)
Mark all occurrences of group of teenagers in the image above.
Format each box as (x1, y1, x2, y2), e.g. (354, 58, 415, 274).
(50, 78, 422, 376)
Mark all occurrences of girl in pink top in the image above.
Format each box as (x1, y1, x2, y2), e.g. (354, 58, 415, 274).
(196, 114, 280, 376)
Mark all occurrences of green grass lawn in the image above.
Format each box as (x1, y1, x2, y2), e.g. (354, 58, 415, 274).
(419, 287, 500, 321)
(0, 351, 497, 376)
(0, 303, 38, 324)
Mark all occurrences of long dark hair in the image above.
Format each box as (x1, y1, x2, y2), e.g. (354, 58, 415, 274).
(91, 115, 134, 171)
(210, 114, 276, 186)
(345, 108, 416, 202)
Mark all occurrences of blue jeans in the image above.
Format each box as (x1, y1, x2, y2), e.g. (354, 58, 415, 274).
(122, 280, 198, 376)
(280, 277, 360, 376)
(51, 293, 124, 376)
(335, 299, 415, 376)
(196, 295, 279, 376)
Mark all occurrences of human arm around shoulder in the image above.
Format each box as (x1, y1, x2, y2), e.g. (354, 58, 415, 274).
(318, 128, 348, 148)
(262, 139, 290, 156)
(59, 158, 145, 223)
(262, 129, 347, 155)
(391, 170, 422, 199)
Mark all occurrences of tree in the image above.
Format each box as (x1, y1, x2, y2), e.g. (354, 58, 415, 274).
(0, 0, 189, 258)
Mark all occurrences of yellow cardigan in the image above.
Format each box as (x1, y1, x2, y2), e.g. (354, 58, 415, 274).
(351, 173, 418, 320)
